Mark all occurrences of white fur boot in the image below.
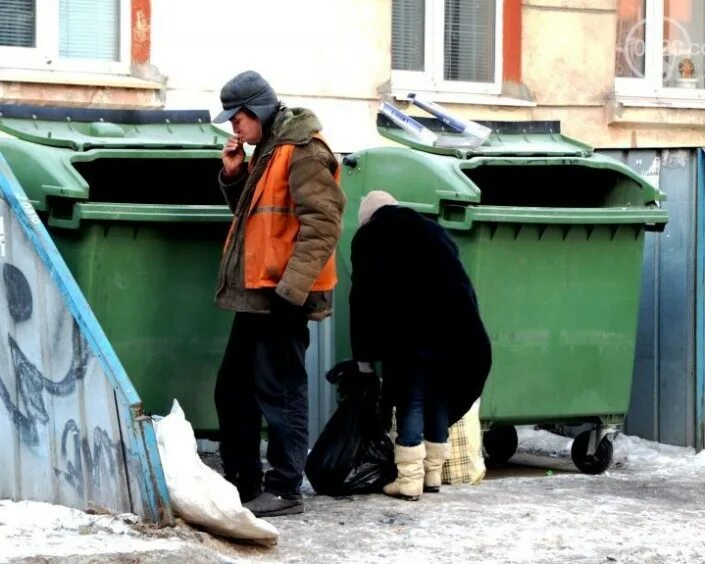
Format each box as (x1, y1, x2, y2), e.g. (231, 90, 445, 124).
(423, 441, 451, 493)
(383, 443, 426, 501)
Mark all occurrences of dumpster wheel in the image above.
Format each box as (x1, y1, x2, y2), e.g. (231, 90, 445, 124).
(570, 431, 613, 475)
(483, 424, 518, 467)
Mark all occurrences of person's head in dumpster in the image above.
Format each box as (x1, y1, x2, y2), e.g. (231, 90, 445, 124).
(348, 189, 492, 501)
(357, 190, 399, 226)
(211, 70, 346, 518)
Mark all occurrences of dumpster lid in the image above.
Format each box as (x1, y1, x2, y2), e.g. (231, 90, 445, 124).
(0, 104, 228, 150)
(376, 114, 594, 158)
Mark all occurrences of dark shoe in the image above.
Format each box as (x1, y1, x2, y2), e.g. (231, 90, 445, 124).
(224, 476, 262, 504)
(243, 491, 304, 517)
(238, 485, 262, 504)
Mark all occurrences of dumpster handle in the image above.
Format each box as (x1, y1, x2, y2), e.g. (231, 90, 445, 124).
(438, 203, 474, 230)
(438, 204, 669, 231)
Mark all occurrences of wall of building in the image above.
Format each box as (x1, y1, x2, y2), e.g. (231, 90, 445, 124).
(1, 2, 704, 150)
(420, 0, 705, 150)
(0, 0, 163, 109)
(150, 0, 390, 152)
(148, 0, 705, 152)
(520, 0, 705, 149)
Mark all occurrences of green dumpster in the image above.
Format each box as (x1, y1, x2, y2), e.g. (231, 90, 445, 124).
(0, 104, 233, 433)
(336, 115, 668, 473)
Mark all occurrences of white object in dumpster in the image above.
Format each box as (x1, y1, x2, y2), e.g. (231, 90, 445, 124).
(407, 93, 492, 148)
(154, 400, 279, 545)
(378, 101, 438, 145)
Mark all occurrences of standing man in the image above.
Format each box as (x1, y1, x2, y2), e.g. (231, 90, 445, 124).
(212, 70, 345, 517)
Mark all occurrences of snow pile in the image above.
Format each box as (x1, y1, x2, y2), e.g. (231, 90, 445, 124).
(612, 433, 700, 466)
(0, 500, 133, 535)
(515, 426, 573, 457)
(514, 425, 705, 483)
(0, 500, 185, 560)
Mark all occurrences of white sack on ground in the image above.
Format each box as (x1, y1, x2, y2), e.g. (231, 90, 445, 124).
(154, 400, 279, 545)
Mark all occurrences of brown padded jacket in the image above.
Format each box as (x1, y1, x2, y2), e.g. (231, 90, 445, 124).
(214, 107, 345, 320)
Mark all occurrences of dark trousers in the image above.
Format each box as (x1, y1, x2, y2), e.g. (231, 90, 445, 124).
(383, 350, 449, 447)
(214, 312, 310, 497)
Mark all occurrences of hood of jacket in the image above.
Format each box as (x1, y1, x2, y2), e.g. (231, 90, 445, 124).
(268, 106, 323, 147)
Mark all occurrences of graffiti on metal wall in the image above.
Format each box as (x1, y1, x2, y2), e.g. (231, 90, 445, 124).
(58, 419, 120, 491)
(0, 261, 120, 491)
(0, 263, 89, 446)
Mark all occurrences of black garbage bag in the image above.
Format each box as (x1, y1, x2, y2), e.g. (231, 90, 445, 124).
(305, 360, 396, 496)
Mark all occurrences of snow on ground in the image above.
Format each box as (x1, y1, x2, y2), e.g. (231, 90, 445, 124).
(0, 501, 193, 562)
(1, 429, 704, 563)
(257, 429, 705, 564)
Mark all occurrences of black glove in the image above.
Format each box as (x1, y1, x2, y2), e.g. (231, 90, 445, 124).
(326, 359, 379, 403)
(270, 292, 309, 322)
(325, 359, 361, 385)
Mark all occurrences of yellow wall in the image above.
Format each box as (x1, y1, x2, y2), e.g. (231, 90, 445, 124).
(2, 0, 704, 151)
(149, 0, 705, 151)
(150, 0, 391, 152)
(522, 0, 705, 148)
(428, 0, 705, 150)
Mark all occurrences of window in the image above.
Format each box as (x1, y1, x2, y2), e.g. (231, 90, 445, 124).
(391, 0, 503, 96)
(615, 0, 705, 99)
(0, 0, 130, 73)
(0, 0, 35, 48)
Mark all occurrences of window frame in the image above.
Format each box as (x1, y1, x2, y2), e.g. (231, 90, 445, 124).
(0, 0, 131, 75)
(391, 0, 504, 97)
(615, 0, 705, 102)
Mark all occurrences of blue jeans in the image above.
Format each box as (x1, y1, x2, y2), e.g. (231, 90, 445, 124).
(383, 350, 449, 447)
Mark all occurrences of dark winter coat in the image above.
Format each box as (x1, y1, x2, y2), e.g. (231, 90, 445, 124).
(349, 205, 492, 424)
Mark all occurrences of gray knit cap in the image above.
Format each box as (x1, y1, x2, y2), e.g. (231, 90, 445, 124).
(213, 70, 280, 124)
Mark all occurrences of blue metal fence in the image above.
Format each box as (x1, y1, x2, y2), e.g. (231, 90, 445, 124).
(601, 149, 701, 449)
(696, 149, 705, 450)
